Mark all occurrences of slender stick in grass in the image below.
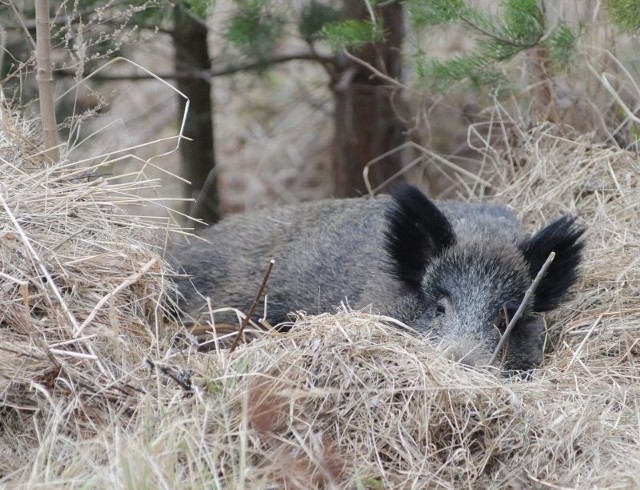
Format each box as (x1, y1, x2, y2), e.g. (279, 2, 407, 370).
(489, 251, 556, 366)
(229, 259, 275, 353)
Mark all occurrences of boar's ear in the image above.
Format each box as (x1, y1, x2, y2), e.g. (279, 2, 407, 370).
(521, 216, 586, 312)
(384, 185, 455, 290)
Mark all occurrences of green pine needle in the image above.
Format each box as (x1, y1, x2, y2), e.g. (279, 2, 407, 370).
(408, 0, 577, 93)
(605, 0, 640, 31)
(298, 3, 340, 42)
(547, 25, 577, 67)
(502, 0, 544, 44)
(321, 19, 385, 51)
(227, 2, 285, 58)
(418, 55, 505, 92)
(408, 0, 468, 27)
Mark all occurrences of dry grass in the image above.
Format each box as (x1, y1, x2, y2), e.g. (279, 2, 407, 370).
(0, 101, 182, 481)
(1, 98, 640, 487)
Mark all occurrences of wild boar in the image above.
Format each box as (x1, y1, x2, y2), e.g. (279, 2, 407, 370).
(172, 186, 585, 371)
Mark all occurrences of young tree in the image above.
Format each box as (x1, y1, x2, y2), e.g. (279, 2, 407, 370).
(34, 0, 60, 163)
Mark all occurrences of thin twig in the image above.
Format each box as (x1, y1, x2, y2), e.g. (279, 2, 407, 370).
(342, 50, 408, 90)
(567, 313, 605, 369)
(489, 251, 556, 365)
(56, 52, 334, 82)
(229, 260, 275, 353)
(9, 1, 37, 49)
(48, 349, 97, 360)
(458, 15, 536, 50)
(34, 0, 60, 162)
(363, 141, 493, 196)
(586, 61, 640, 125)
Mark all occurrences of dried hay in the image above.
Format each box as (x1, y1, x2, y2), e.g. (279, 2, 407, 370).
(1, 102, 639, 487)
(0, 102, 180, 478)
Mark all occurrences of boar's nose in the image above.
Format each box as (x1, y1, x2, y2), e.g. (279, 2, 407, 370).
(442, 338, 492, 368)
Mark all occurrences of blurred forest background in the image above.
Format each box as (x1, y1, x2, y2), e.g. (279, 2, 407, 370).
(1, 0, 639, 226)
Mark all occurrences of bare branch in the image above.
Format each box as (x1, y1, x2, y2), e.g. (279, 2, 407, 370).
(229, 260, 275, 353)
(489, 251, 556, 366)
(55, 52, 334, 82)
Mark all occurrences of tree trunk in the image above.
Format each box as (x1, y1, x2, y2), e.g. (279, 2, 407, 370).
(332, 0, 406, 197)
(173, 3, 219, 225)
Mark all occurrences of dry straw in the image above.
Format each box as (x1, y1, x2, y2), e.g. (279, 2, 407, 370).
(0, 101, 181, 479)
(1, 101, 639, 487)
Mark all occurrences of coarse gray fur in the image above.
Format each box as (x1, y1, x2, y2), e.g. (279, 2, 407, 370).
(171, 186, 585, 372)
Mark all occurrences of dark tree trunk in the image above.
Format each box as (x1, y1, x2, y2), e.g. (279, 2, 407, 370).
(173, 4, 219, 225)
(332, 0, 406, 198)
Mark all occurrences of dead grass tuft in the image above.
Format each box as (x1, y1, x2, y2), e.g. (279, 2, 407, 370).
(1, 98, 639, 486)
(0, 101, 183, 480)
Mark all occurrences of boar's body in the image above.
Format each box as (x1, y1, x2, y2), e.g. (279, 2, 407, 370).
(173, 187, 584, 372)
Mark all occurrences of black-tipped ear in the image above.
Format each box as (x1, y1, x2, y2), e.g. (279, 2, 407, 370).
(384, 185, 455, 290)
(521, 216, 586, 312)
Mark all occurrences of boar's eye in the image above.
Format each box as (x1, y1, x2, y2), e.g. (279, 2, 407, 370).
(504, 301, 521, 321)
(493, 302, 521, 331)
(491, 311, 507, 331)
(435, 295, 450, 317)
